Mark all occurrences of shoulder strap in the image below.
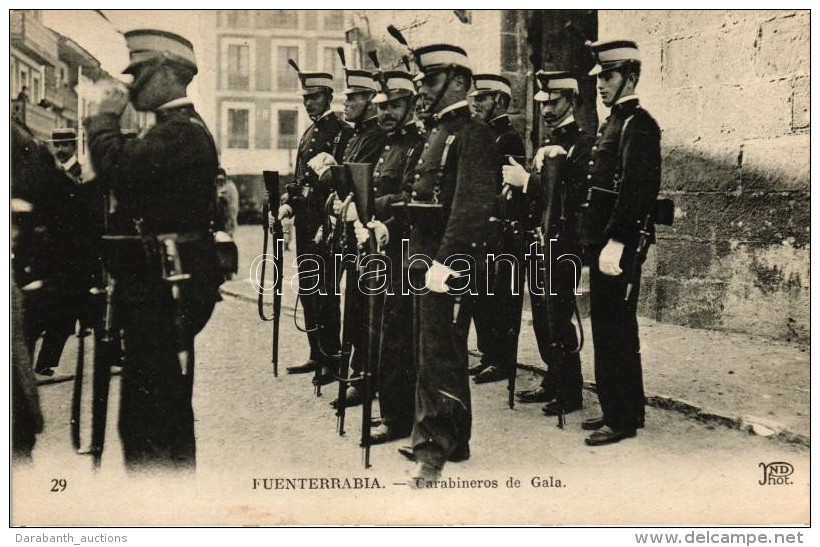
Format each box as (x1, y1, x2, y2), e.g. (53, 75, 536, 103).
(433, 134, 457, 204)
(613, 113, 636, 192)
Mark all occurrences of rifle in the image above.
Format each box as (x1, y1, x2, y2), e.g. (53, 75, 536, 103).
(72, 189, 122, 467)
(624, 198, 674, 301)
(498, 154, 529, 410)
(536, 154, 583, 429)
(88, 252, 118, 467)
(346, 163, 379, 468)
(326, 164, 368, 435)
(259, 171, 285, 376)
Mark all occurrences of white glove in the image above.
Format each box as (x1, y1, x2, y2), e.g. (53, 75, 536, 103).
(532, 145, 568, 172)
(21, 279, 44, 292)
(307, 152, 336, 177)
(501, 156, 530, 188)
(425, 260, 457, 293)
(354, 220, 370, 246)
(368, 220, 389, 246)
(277, 204, 293, 221)
(333, 197, 359, 222)
(98, 81, 129, 116)
(598, 239, 625, 277)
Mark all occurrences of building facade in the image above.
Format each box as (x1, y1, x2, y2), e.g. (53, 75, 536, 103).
(343, 9, 810, 343)
(197, 10, 350, 219)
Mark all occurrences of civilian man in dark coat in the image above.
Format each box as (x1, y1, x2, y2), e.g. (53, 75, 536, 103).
(85, 29, 222, 471)
(467, 74, 527, 386)
(277, 70, 352, 383)
(31, 128, 100, 378)
(504, 71, 592, 417)
(579, 40, 662, 445)
(402, 45, 500, 485)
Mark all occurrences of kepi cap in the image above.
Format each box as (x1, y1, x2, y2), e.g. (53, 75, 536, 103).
(588, 39, 641, 76)
(298, 72, 335, 95)
(468, 74, 512, 97)
(534, 70, 578, 101)
(372, 71, 416, 104)
(123, 29, 197, 75)
(412, 44, 470, 82)
(342, 69, 380, 96)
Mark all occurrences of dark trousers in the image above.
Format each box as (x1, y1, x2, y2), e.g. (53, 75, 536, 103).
(25, 290, 93, 372)
(474, 250, 525, 370)
(588, 245, 645, 431)
(376, 265, 415, 435)
(118, 296, 214, 471)
(411, 286, 474, 468)
(294, 218, 341, 366)
(529, 252, 583, 403)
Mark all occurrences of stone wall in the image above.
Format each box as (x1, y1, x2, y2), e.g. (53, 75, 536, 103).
(342, 10, 810, 343)
(599, 10, 809, 343)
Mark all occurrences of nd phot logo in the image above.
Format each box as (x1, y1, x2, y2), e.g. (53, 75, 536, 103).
(758, 462, 793, 486)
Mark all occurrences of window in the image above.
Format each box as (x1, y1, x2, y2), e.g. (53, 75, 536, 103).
(223, 10, 249, 28)
(318, 42, 347, 82)
(32, 76, 40, 103)
(323, 10, 344, 30)
(304, 12, 317, 30)
(273, 10, 298, 29)
(276, 46, 299, 91)
(227, 108, 250, 149)
(226, 44, 249, 90)
(277, 110, 298, 149)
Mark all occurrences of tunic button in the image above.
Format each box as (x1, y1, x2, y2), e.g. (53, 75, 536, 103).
(379, 158, 384, 163)
(587, 175, 592, 180)
(374, 187, 378, 193)
(424, 143, 430, 148)
(431, 128, 438, 133)
(592, 146, 598, 151)
(384, 145, 391, 151)
(412, 191, 418, 196)
(418, 159, 423, 164)
(414, 174, 421, 179)
(309, 148, 314, 152)
(311, 138, 316, 142)
(544, 139, 550, 144)
(471, 242, 477, 248)
(588, 160, 594, 165)
(374, 171, 380, 177)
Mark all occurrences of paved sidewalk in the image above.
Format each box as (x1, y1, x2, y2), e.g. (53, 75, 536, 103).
(224, 225, 810, 447)
(38, 225, 808, 447)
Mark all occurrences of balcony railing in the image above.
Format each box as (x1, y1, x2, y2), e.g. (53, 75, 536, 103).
(10, 11, 59, 66)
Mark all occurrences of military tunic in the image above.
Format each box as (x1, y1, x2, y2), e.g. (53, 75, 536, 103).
(407, 102, 500, 465)
(527, 120, 592, 403)
(86, 102, 221, 470)
(284, 111, 352, 367)
(472, 114, 526, 374)
(580, 97, 661, 431)
(370, 122, 424, 435)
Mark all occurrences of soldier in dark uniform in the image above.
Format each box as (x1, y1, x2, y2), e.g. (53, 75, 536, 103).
(85, 30, 222, 471)
(354, 70, 424, 443)
(30, 128, 101, 378)
(467, 74, 527, 385)
(578, 40, 661, 445)
(402, 45, 500, 484)
(312, 67, 386, 402)
(276, 70, 352, 384)
(504, 71, 592, 417)
(11, 119, 49, 462)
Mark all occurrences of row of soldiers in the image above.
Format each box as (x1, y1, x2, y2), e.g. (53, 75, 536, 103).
(11, 28, 661, 484)
(274, 35, 661, 484)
